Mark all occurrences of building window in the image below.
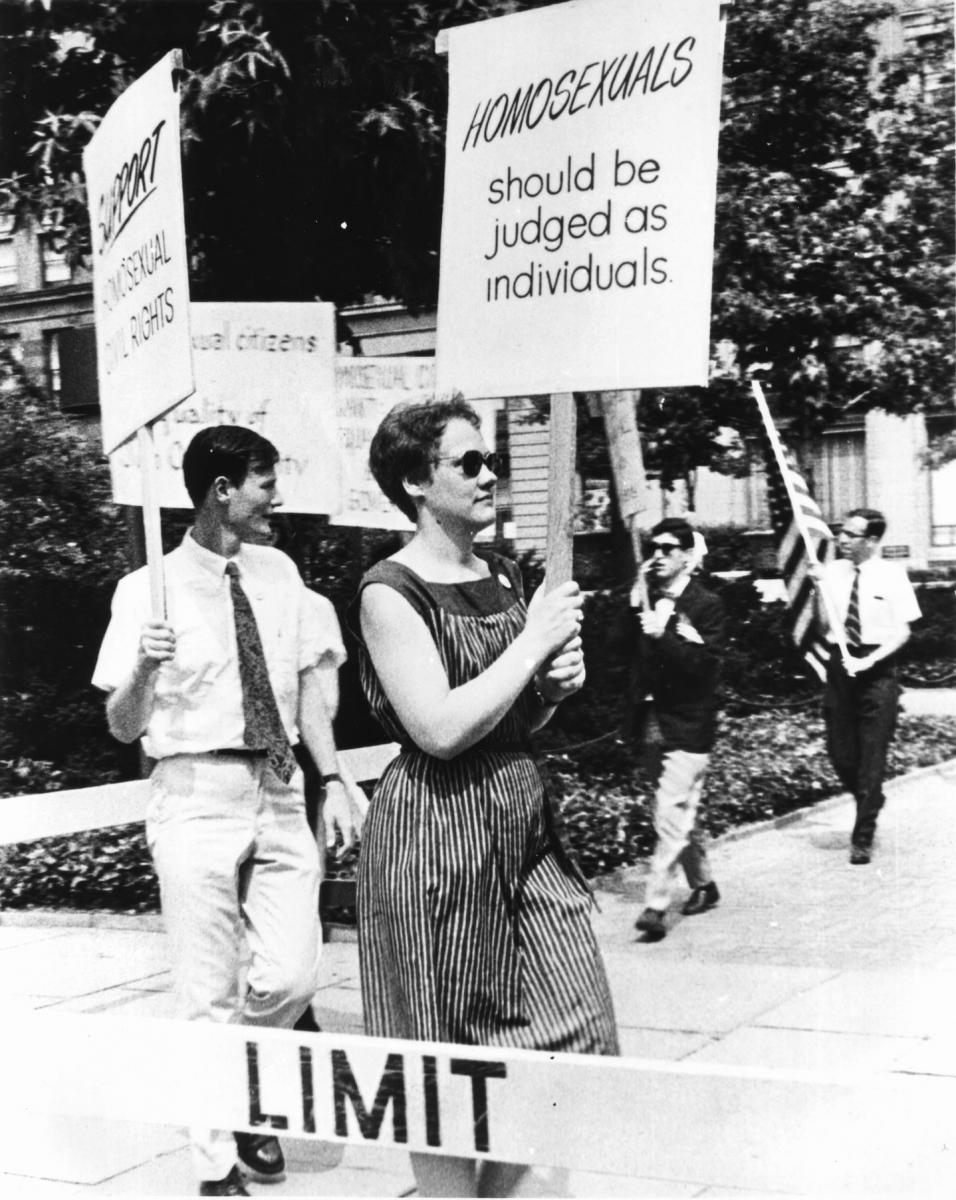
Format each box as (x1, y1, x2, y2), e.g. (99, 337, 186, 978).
(44, 330, 62, 397)
(0, 214, 17, 289)
(41, 236, 71, 285)
(814, 429, 867, 523)
(929, 419, 956, 549)
(900, 4, 952, 96)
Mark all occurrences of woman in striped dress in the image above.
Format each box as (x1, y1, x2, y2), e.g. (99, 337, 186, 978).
(354, 398, 618, 1197)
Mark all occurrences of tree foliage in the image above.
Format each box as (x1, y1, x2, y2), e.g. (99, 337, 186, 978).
(0, 347, 126, 583)
(0, 349, 134, 791)
(0, 0, 952, 480)
(0, 0, 539, 309)
(641, 0, 954, 485)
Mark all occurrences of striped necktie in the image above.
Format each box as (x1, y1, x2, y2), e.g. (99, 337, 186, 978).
(225, 561, 297, 784)
(844, 567, 862, 648)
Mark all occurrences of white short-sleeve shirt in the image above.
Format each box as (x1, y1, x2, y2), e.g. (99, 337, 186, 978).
(92, 533, 326, 760)
(306, 589, 347, 715)
(824, 556, 921, 647)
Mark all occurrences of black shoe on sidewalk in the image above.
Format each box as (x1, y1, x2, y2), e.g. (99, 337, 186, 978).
(682, 881, 720, 915)
(635, 907, 667, 941)
(849, 844, 871, 865)
(234, 1132, 285, 1179)
(199, 1166, 249, 1196)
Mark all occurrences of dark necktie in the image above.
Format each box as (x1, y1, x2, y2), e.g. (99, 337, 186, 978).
(225, 561, 297, 784)
(844, 567, 862, 648)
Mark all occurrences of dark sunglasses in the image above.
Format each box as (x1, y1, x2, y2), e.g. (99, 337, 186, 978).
(648, 541, 682, 556)
(439, 450, 499, 478)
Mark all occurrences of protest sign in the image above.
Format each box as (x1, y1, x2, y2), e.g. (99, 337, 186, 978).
(436, 0, 726, 399)
(331, 358, 499, 530)
(83, 50, 194, 454)
(109, 303, 337, 514)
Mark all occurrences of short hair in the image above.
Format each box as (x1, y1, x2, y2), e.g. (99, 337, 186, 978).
(846, 507, 886, 540)
(369, 396, 481, 522)
(181, 425, 279, 508)
(650, 517, 695, 551)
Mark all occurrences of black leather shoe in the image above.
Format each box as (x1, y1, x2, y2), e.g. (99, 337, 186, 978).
(682, 881, 720, 915)
(234, 1131, 285, 1179)
(635, 907, 667, 941)
(199, 1165, 249, 1196)
(849, 844, 871, 865)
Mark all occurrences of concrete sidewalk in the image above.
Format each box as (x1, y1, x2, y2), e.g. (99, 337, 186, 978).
(0, 756, 954, 1198)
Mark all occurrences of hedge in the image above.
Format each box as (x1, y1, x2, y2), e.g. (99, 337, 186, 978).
(0, 711, 951, 914)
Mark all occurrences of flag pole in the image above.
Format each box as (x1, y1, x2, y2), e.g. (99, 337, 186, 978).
(750, 381, 849, 667)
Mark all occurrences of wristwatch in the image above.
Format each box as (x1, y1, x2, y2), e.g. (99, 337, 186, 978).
(320, 772, 343, 786)
(531, 679, 558, 708)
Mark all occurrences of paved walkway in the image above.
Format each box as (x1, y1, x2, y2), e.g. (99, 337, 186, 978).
(0, 752, 954, 1197)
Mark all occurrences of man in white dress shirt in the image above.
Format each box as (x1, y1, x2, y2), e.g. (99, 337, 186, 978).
(93, 425, 364, 1196)
(819, 508, 921, 865)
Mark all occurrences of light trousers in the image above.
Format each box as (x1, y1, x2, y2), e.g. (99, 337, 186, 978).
(147, 754, 322, 1182)
(644, 749, 712, 913)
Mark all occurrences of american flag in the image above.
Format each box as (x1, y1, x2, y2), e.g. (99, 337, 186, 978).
(751, 381, 836, 681)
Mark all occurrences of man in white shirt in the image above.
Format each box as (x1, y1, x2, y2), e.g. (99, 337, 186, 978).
(93, 426, 365, 1196)
(819, 508, 921, 865)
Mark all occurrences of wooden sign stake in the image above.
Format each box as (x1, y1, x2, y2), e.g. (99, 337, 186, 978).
(136, 423, 166, 620)
(544, 394, 576, 591)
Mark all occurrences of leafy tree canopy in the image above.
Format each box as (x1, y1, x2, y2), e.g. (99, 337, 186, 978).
(0, 0, 540, 310)
(1, 0, 952, 486)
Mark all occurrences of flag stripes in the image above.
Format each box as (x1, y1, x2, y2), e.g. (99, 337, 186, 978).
(753, 392, 834, 681)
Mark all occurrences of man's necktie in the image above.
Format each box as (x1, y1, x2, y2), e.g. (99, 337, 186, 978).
(844, 567, 862, 648)
(225, 562, 297, 784)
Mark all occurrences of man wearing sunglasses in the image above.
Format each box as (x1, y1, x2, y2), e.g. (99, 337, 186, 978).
(633, 518, 726, 942)
(817, 508, 921, 865)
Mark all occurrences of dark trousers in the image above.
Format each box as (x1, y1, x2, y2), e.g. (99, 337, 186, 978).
(824, 647, 899, 847)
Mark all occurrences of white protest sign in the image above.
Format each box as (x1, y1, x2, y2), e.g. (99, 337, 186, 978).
(331, 358, 499, 531)
(436, 0, 726, 398)
(83, 51, 194, 453)
(109, 303, 338, 514)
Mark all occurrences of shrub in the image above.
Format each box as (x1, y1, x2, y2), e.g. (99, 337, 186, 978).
(545, 711, 953, 877)
(1, 711, 950, 912)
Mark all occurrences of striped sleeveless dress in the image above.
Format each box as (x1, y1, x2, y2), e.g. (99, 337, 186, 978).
(354, 554, 618, 1054)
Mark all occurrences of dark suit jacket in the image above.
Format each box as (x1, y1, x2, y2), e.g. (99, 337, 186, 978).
(638, 577, 726, 754)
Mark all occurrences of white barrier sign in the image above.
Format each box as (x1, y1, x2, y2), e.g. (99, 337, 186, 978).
(6, 1012, 953, 1191)
(83, 51, 194, 453)
(436, 0, 725, 399)
(331, 358, 499, 531)
(109, 303, 338, 514)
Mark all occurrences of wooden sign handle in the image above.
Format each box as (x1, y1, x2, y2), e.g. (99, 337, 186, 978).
(543, 394, 576, 591)
(137, 424, 166, 620)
